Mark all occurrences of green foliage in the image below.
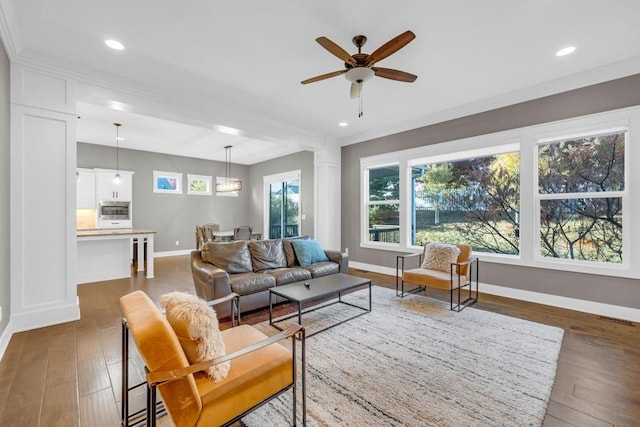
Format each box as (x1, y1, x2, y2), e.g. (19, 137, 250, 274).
(190, 180, 207, 192)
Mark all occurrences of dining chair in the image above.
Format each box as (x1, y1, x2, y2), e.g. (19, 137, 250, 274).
(233, 226, 253, 240)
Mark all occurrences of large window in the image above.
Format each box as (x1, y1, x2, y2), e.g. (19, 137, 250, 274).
(411, 149, 520, 254)
(537, 130, 625, 264)
(365, 164, 400, 244)
(360, 107, 639, 278)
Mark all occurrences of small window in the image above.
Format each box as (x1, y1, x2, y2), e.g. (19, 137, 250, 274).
(365, 164, 400, 244)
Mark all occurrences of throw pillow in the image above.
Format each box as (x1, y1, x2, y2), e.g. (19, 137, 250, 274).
(282, 236, 310, 267)
(248, 240, 287, 271)
(421, 242, 461, 273)
(202, 240, 253, 273)
(290, 239, 329, 266)
(159, 292, 230, 382)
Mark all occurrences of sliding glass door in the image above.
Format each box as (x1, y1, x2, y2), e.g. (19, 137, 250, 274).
(264, 171, 301, 239)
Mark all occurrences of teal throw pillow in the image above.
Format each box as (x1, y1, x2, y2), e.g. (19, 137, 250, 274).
(290, 239, 329, 266)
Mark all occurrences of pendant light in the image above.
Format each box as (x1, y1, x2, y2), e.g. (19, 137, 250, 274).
(216, 145, 242, 192)
(113, 122, 122, 184)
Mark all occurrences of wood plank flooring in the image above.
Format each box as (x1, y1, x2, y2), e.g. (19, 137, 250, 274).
(0, 256, 638, 426)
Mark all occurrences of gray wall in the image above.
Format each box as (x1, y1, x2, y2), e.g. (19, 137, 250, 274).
(77, 143, 252, 252)
(0, 37, 9, 334)
(78, 144, 317, 252)
(342, 73, 640, 310)
(248, 151, 315, 238)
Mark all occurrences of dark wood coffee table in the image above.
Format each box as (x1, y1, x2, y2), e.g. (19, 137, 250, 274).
(269, 273, 372, 337)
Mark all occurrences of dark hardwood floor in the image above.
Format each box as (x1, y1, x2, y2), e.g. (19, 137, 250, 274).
(0, 255, 638, 426)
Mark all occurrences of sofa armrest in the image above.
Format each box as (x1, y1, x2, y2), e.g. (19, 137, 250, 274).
(325, 250, 349, 273)
(191, 251, 232, 301)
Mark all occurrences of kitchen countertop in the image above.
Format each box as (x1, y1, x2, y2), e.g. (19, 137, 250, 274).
(77, 228, 156, 237)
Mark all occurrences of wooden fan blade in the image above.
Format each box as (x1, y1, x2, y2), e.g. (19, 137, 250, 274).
(316, 37, 357, 66)
(301, 69, 347, 84)
(365, 30, 416, 66)
(350, 82, 362, 99)
(372, 67, 418, 82)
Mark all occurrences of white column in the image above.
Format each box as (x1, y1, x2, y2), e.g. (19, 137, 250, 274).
(9, 64, 80, 332)
(146, 234, 155, 278)
(314, 145, 341, 251)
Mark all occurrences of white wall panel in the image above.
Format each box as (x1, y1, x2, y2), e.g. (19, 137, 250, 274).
(9, 65, 79, 332)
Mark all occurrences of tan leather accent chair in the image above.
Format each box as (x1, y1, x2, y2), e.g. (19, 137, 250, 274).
(120, 290, 306, 426)
(396, 242, 479, 311)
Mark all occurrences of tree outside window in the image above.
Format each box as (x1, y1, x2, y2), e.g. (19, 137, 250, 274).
(367, 165, 400, 243)
(537, 130, 625, 263)
(412, 151, 520, 254)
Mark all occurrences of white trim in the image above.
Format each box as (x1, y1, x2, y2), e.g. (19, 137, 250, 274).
(357, 106, 640, 279)
(0, 322, 15, 362)
(153, 170, 183, 194)
(187, 174, 212, 195)
(349, 261, 640, 322)
(154, 249, 193, 258)
(263, 170, 301, 240)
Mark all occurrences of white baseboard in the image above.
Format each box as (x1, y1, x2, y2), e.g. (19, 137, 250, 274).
(0, 299, 81, 362)
(9, 299, 80, 334)
(154, 249, 193, 258)
(349, 261, 640, 323)
(0, 323, 13, 362)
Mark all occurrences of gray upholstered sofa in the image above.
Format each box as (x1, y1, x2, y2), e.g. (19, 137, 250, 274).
(191, 237, 348, 318)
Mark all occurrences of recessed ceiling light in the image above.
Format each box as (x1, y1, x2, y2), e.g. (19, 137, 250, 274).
(105, 39, 125, 50)
(215, 125, 242, 136)
(556, 46, 576, 57)
(338, 122, 348, 127)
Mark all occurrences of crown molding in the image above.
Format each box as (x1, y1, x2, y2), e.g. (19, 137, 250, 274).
(341, 56, 640, 146)
(0, 0, 23, 60)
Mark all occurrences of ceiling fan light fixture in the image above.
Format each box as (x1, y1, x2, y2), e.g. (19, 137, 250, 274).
(345, 67, 375, 84)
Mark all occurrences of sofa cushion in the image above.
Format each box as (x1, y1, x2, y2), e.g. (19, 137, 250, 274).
(265, 267, 312, 285)
(421, 242, 461, 272)
(229, 272, 277, 295)
(290, 239, 329, 266)
(282, 236, 310, 267)
(249, 240, 287, 271)
(159, 292, 230, 382)
(202, 241, 253, 274)
(303, 261, 339, 278)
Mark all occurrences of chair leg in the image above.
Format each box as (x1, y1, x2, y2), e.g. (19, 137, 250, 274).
(121, 320, 129, 427)
(147, 382, 157, 427)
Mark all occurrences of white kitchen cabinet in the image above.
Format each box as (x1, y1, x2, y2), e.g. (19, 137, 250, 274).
(95, 169, 134, 201)
(76, 168, 96, 208)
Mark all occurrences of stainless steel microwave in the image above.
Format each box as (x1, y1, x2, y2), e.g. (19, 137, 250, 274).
(98, 200, 131, 220)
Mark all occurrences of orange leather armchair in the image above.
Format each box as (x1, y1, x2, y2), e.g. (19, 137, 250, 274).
(396, 242, 479, 311)
(120, 290, 306, 426)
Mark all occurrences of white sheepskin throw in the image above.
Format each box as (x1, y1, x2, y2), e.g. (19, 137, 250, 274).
(160, 292, 230, 382)
(421, 242, 461, 272)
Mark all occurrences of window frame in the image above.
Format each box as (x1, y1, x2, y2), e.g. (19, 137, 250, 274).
(533, 126, 629, 270)
(361, 161, 401, 248)
(359, 106, 640, 279)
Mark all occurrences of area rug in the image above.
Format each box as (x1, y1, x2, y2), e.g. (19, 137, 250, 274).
(243, 286, 564, 427)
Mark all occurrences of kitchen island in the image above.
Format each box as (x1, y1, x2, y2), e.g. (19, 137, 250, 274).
(77, 229, 156, 284)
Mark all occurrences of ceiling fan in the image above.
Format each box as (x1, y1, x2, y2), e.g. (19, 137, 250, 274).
(301, 30, 417, 112)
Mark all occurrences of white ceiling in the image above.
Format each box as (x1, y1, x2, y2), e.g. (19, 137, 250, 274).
(2, 0, 640, 164)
